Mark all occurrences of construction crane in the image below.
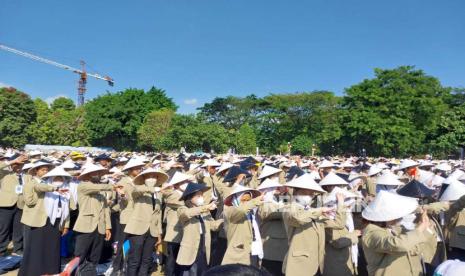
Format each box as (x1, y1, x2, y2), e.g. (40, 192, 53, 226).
(0, 43, 114, 106)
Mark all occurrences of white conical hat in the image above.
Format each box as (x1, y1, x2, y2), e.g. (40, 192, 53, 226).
(133, 168, 169, 186)
(81, 157, 94, 170)
(398, 159, 419, 170)
(188, 163, 201, 171)
(78, 164, 108, 180)
(451, 169, 465, 180)
(59, 159, 77, 170)
(362, 190, 418, 222)
(109, 167, 123, 175)
(443, 174, 461, 185)
(28, 150, 42, 157)
(308, 170, 321, 180)
(419, 160, 434, 167)
(368, 165, 383, 176)
(122, 158, 146, 171)
(436, 162, 452, 172)
(318, 160, 334, 169)
(376, 171, 403, 186)
(22, 163, 34, 171)
(168, 172, 194, 186)
(440, 180, 465, 201)
(323, 186, 362, 205)
(257, 178, 282, 191)
(201, 159, 221, 168)
(319, 172, 348, 186)
(429, 175, 445, 187)
(376, 163, 389, 170)
(217, 162, 234, 174)
(258, 165, 282, 180)
(418, 169, 434, 184)
(341, 161, 354, 168)
(286, 173, 326, 193)
(224, 184, 261, 206)
(28, 161, 54, 174)
(42, 166, 72, 179)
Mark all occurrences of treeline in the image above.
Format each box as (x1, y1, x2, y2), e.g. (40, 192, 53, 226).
(0, 66, 464, 157)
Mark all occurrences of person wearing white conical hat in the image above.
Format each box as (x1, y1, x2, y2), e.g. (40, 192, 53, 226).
(361, 191, 431, 276)
(375, 171, 404, 194)
(438, 180, 465, 261)
(72, 163, 121, 275)
(221, 184, 264, 267)
(18, 161, 70, 276)
(318, 159, 335, 179)
(255, 178, 288, 275)
(282, 173, 346, 276)
(123, 168, 166, 276)
(322, 187, 362, 276)
(162, 171, 193, 276)
(364, 165, 384, 200)
(0, 153, 27, 257)
(258, 165, 283, 183)
(109, 158, 146, 274)
(319, 172, 349, 193)
(398, 159, 420, 182)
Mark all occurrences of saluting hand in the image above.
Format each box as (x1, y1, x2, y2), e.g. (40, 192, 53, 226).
(207, 202, 217, 211)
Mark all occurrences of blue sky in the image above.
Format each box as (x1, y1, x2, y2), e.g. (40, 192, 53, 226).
(1, 0, 464, 113)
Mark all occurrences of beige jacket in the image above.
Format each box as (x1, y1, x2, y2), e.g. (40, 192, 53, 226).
(258, 201, 288, 262)
(176, 205, 223, 266)
(282, 203, 346, 276)
(73, 182, 112, 234)
(221, 197, 264, 265)
(362, 224, 427, 276)
(162, 189, 185, 243)
(0, 173, 25, 209)
(124, 185, 162, 237)
(21, 177, 61, 228)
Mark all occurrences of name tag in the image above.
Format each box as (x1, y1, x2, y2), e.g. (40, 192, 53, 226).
(15, 185, 23, 194)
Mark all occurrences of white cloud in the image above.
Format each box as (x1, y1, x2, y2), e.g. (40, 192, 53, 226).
(183, 98, 198, 105)
(45, 94, 71, 105)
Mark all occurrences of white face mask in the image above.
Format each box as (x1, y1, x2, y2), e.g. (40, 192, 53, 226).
(145, 178, 157, 188)
(192, 196, 205, 207)
(295, 195, 313, 206)
(52, 181, 64, 187)
(179, 183, 188, 191)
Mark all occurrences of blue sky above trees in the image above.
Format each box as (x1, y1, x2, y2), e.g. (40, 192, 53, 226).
(1, 0, 464, 113)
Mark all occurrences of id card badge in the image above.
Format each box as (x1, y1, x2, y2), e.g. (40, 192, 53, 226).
(15, 185, 23, 194)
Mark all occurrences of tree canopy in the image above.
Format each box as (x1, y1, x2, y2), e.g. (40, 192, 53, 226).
(1, 66, 464, 158)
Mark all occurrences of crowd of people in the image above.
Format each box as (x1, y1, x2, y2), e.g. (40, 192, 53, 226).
(1, 148, 465, 276)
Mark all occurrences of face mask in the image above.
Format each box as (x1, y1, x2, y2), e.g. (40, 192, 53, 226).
(179, 183, 188, 191)
(192, 196, 205, 207)
(52, 181, 64, 187)
(263, 191, 275, 202)
(145, 178, 157, 188)
(295, 195, 313, 206)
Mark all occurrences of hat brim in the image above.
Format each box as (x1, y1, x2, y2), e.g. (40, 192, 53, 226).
(180, 186, 211, 201)
(224, 189, 261, 206)
(78, 168, 109, 180)
(133, 171, 168, 186)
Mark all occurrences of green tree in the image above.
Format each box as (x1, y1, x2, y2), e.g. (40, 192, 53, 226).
(339, 66, 450, 157)
(430, 104, 465, 158)
(84, 87, 177, 150)
(290, 134, 313, 155)
(0, 87, 37, 147)
(138, 108, 175, 151)
(30, 98, 89, 146)
(50, 97, 75, 111)
(159, 115, 231, 153)
(235, 124, 257, 154)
